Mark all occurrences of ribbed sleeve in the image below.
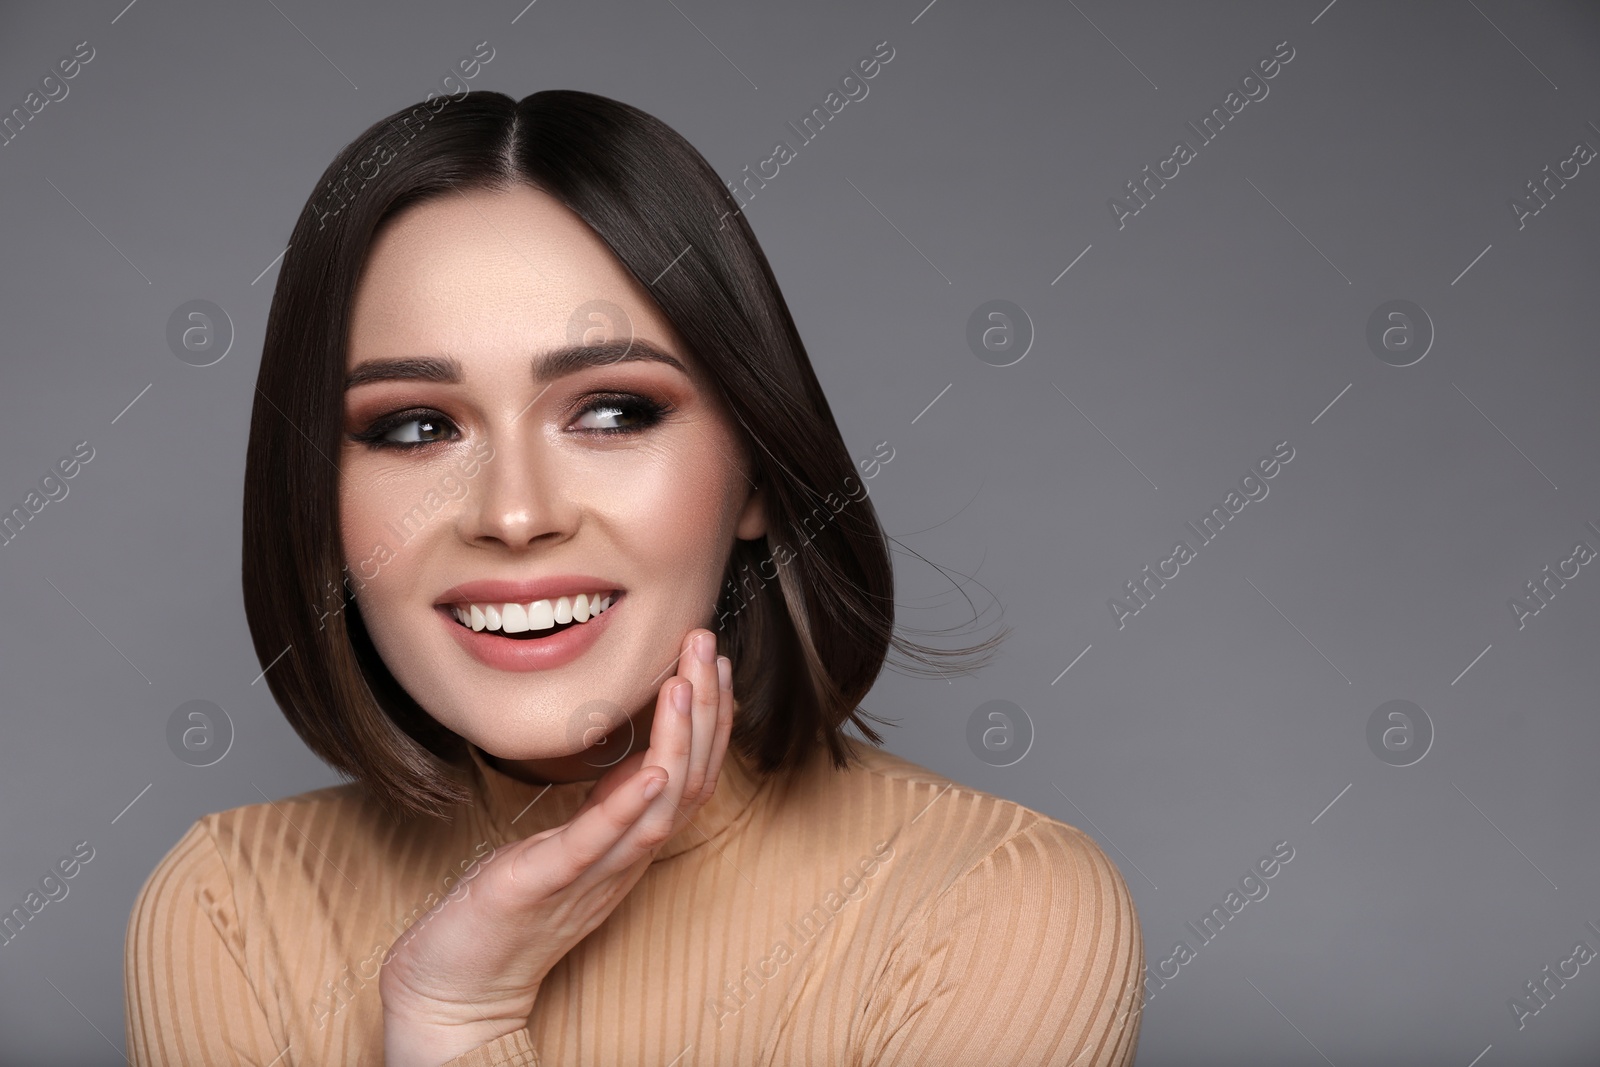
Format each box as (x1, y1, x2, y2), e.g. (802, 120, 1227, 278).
(860, 817, 1144, 1066)
(124, 819, 287, 1066)
(446, 1027, 543, 1066)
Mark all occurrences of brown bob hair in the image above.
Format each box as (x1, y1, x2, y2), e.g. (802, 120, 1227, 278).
(243, 89, 1006, 821)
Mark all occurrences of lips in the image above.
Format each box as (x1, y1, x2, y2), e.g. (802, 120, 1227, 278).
(433, 574, 626, 672)
(445, 592, 615, 637)
(435, 575, 623, 607)
(439, 585, 622, 672)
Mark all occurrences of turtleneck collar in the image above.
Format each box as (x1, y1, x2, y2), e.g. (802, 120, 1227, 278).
(464, 741, 766, 862)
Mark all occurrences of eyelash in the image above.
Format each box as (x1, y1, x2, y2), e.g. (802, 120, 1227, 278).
(349, 393, 671, 452)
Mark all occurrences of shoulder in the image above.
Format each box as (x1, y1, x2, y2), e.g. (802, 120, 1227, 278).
(126, 816, 230, 939)
(796, 738, 1139, 912)
(127, 779, 421, 928)
(808, 742, 1145, 1060)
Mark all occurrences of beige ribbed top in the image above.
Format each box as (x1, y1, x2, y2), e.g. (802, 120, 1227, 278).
(124, 736, 1143, 1065)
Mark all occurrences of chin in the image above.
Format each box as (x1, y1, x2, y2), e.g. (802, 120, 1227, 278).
(429, 686, 640, 763)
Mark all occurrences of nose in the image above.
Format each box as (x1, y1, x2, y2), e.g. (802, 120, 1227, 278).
(458, 423, 576, 551)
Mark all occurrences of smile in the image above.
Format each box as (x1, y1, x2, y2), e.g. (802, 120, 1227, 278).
(447, 591, 617, 639)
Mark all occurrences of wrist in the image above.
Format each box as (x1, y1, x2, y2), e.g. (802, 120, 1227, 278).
(381, 982, 541, 1067)
(383, 1014, 532, 1067)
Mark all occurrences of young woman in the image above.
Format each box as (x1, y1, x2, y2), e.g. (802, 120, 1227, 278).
(123, 89, 1144, 1066)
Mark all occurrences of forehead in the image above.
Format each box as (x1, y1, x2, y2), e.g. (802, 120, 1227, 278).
(347, 183, 682, 365)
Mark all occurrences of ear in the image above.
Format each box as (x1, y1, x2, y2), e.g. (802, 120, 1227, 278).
(734, 480, 767, 541)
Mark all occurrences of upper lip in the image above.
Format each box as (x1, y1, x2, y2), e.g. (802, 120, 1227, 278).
(434, 576, 622, 607)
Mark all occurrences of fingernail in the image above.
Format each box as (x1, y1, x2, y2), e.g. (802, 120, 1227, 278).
(673, 680, 692, 714)
(696, 632, 716, 664)
(643, 773, 667, 800)
(717, 655, 732, 691)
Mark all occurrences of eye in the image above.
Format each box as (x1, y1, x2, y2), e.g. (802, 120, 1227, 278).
(572, 393, 669, 434)
(350, 410, 459, 450)
(348, 394, 669, 452)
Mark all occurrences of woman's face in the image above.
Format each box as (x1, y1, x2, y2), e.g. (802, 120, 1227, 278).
(339, 183, 764, 778)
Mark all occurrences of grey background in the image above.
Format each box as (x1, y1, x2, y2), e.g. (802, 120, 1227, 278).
(1, 1, 1596, 1063)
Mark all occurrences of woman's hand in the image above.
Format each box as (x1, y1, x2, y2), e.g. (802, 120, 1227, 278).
(380, 628, 734, 1067)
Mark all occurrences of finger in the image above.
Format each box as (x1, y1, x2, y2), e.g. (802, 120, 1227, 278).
(510, 762, 668, 891)
(682, 630, 721, 801)
(576, 650, 699, 876)
(571, 749, 650, 820)
(552, 762, 675, 886)
(701, 654, 735, 797)
(659, 634, 698, 786)
(635, 650, 695, 827)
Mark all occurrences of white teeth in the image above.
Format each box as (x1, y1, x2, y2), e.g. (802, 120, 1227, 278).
(450, 592, 614, 635)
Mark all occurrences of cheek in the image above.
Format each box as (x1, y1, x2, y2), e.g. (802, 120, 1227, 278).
(338, 463, 425, 587)
(338, 486, 370, 565)
(587, 438, 745, 579)
(339, 476, 384, 570)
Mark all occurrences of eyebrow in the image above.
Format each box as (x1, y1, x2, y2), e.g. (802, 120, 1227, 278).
(343, 339, 689, 391)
